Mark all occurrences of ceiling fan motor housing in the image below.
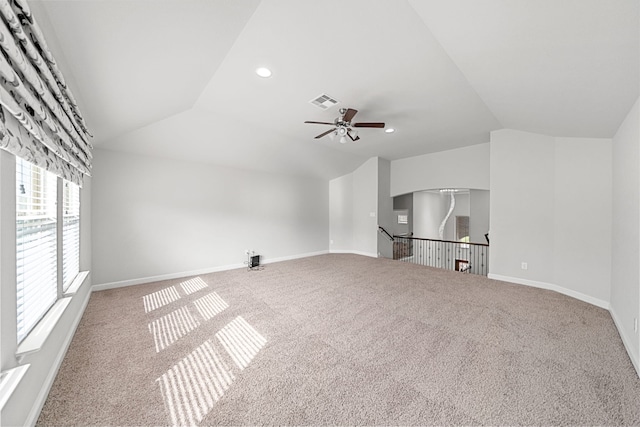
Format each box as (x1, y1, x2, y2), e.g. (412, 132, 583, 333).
(305, 107, 384, 141)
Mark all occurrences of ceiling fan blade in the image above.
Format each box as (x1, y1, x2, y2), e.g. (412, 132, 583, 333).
(353, 122, 385, 128)
(304, 121, 334, 125)
(342, 108, 358, 122)
(348, 132, 360, 142)
(314, 128, 336, 139)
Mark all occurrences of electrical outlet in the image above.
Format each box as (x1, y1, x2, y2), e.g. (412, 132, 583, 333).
(369, 212, 376, 218)
(635, 318, 638, 333)
(330, 239, 334, 245)
(521, 262, 528, 270)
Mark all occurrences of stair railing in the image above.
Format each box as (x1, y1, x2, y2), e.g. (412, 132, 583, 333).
(392, 235, 489, 276)
(378, 226, 394, 241)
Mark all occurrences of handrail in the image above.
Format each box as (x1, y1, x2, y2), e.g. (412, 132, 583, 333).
(392, 235, 489, 276)
(378, 226, 394, 241)
(393, 235, 489, 247)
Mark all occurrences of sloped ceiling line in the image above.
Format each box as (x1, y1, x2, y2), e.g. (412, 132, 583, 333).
(27, 0, 640, 180)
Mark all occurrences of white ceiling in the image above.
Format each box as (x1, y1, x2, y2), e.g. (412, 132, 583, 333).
(28, 0, 639, 180)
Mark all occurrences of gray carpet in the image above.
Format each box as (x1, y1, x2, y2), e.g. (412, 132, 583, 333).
(37, 254, 640, 426)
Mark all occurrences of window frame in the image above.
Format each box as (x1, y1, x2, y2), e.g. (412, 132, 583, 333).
(14, 157, 83, 345)
(62, 180, 80, 292)
(15, 158, 59, 344)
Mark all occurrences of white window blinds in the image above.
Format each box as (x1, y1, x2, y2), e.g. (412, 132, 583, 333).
(62, 181, 80, 291)
(16, 157, 58, 343)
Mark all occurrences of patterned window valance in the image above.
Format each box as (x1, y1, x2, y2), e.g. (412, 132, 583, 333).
(0, 0, 91, 186)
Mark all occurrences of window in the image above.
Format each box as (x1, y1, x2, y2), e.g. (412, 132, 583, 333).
(15, 157, 84, 344)
(456, 215, 469, 243)
(16, 158, 58, 343)
(62, 181, 80, 291)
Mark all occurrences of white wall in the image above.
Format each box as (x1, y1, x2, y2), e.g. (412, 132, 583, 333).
(444, 192, 469, 241)
(390, 143, 490, 197)
(489, 129, 612, 308)
(329, 157, 390, 258)
(408, 190, 488, 243)
(377, 158, 394, 258)
(0, 150, 16, 373)
(490, 130, 555, 283)
(91, 149, 329, 286)
(392, 193, 413, 236)
(350, 157, 379, 257)
(413, 192, 444, 239)
(553, 138, 612, 305)
(469, 189, 490, 244)
(329, 173, 354, 252)
(611, 97, 640, 374)
(0, 150, 93, 427)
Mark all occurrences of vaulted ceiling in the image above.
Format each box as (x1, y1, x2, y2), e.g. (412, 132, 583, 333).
(28, 0, 639, 179)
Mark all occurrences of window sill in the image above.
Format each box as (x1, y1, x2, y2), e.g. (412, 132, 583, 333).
(0, 365, 29, 411)
(17, 270, 90, 357)
(16, 298, 71, 356)
(64, 270, 89, 296)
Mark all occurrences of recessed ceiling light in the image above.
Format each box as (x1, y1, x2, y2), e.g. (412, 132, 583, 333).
(255, 67, 272, 78)
(385, 128, 395, 133)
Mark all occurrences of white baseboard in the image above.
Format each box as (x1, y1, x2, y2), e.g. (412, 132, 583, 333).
(263, 250, 329, 264)
(93, 250, 331, 291)
(24, 281, 92, 427)
(609, 308, 640, 379)
(329, 250, 378, 258)
(93, 263, 245, 291)
(487, 273, 610, 310)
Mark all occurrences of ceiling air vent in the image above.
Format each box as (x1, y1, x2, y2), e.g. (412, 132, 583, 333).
(309, 94, 338, 110)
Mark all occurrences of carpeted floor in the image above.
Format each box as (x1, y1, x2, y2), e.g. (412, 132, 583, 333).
(37, 254, 640, 426)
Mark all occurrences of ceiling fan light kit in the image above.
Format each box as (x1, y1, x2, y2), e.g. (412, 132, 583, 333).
(304, 108, 385, 143)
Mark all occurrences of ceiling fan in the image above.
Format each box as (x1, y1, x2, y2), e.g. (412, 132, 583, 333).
(304, 108, 385, 143)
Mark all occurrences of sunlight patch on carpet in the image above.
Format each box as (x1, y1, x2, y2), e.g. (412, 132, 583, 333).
(148, 306, 200, 352)
(180, 277, 208, 295)
(193, 292, 229, 321)
(157, 340, 235, 426)
(215, 316, 267, 370)
(143, 286, 181, 313)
